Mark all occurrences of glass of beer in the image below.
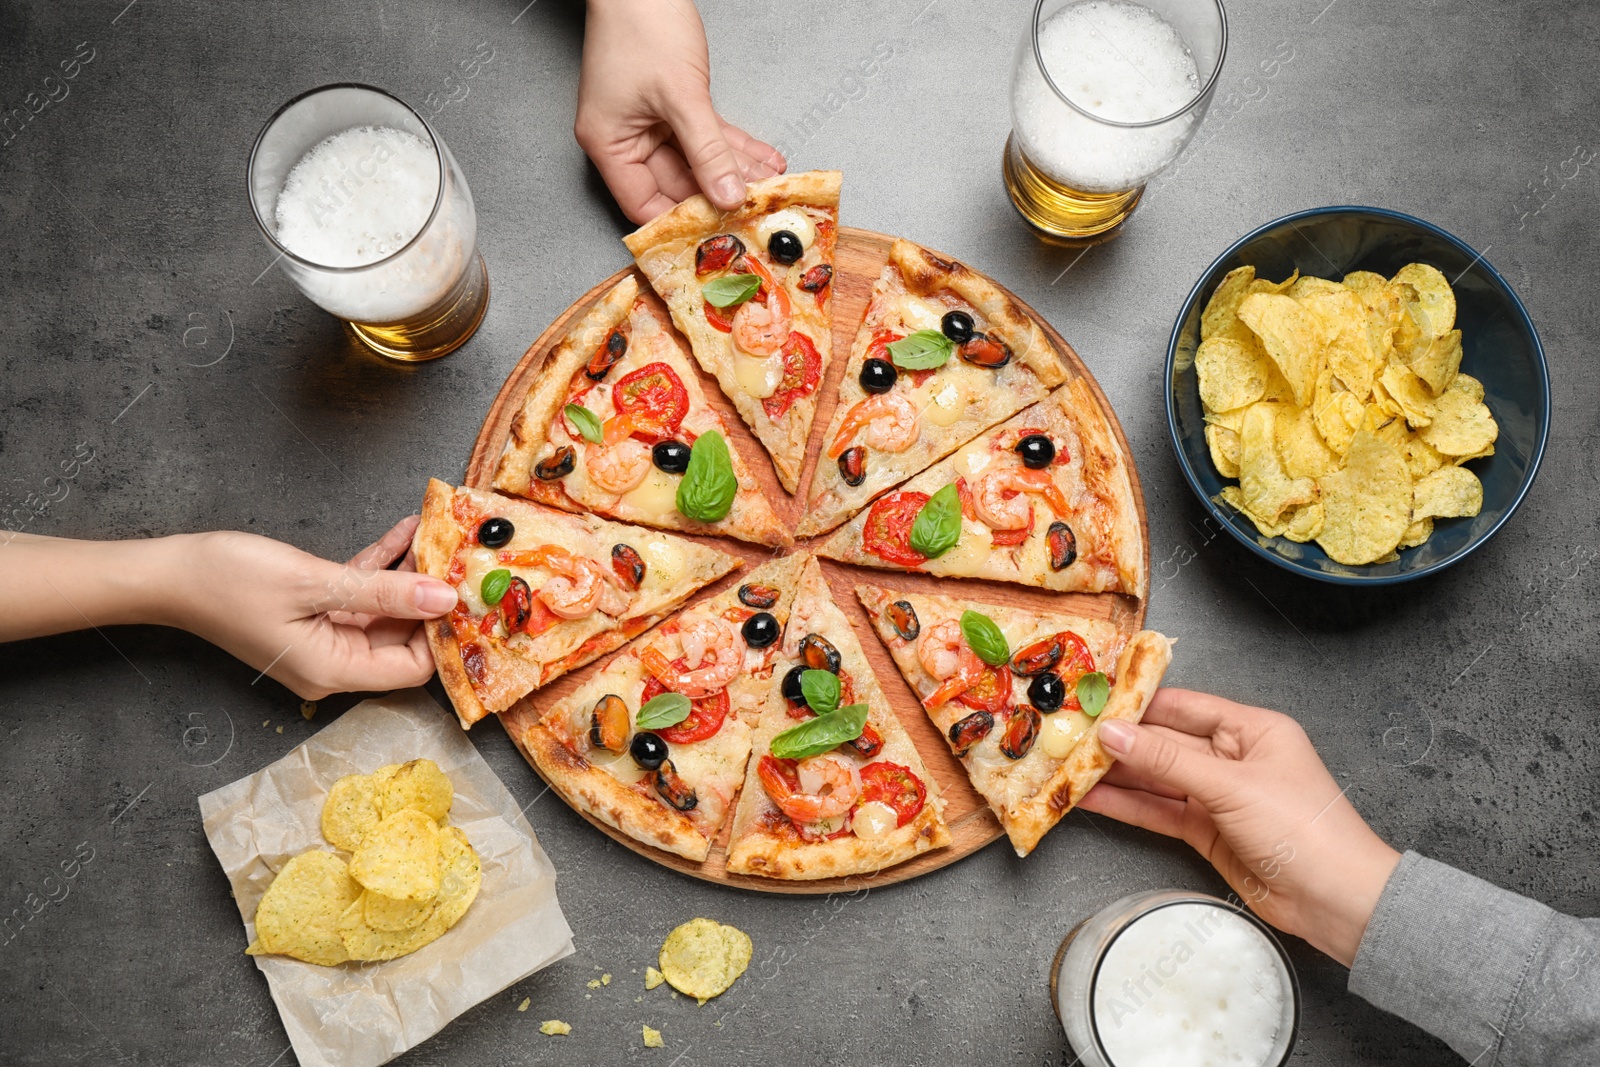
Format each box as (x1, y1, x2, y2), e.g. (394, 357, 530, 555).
(248, 84, 489, 361)
(1005, 0, 1228, 242)
(1050, 890, 1299, 1067)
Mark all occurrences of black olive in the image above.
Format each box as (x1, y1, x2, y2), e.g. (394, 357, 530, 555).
(742, 612, 779, 649)
(630, 730, 668, 770)
(941, 310, 975, 344)
(652, 440, 692, 474)
(858, 358, 897, 394)
(781, 664, 809, 706)
(1029, 672, 1066, 713)
(477, 517, 514, 548)
(767, 229, 804, 264)
(1016, 434, 1056, 469)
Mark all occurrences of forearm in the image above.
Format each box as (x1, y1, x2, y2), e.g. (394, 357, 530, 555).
(0, 532, 191, 640)
(1350, 852, 1600, 1066)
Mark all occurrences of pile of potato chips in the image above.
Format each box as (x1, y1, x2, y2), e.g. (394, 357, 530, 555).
(1197, 261, 1497, 565)
(247, 759, 482, 967)
(657, 918, 752, 1005)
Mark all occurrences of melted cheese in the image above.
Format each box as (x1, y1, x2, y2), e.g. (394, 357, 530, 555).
(912, 361, 991, 428)
(953, 442, 998, 480)
(920, 381, 968, 427)
(923, 519, 993, 577)
(851, 801, 899, 840)
(620, 465, 680, 520)
(755, 208, 816, 251)
(459, 546, 504, 614)
(639, 538, 690, 594)
(733, 352, 784, 398)
(1041, 712, 1095, 759)
(898, 298, 944, 334)
(589, 745, 651, 786)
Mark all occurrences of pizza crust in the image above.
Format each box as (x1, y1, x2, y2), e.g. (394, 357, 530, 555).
(622, 171, 842, 254)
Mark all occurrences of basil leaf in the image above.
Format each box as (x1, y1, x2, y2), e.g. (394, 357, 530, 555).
(799, 669, 840, 716)
(564, 403, 603, 444)
(959, 609, 1009, 666)
(888, 329, 954, 370)
(909, 483, 962, 558)
(770, 703, 869, 761)
(701, 273, 761, 309)
(1077, 672, 1110, 717)
(480, 568, 512, 606)
(636, 692, 691, 730)
(676, 430, 737, 522)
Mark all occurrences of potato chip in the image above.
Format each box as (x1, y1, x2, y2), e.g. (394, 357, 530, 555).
(364, 888, 439, 932)
(1310, 370, 1363, 456)
(1378, 363, 1436, 427)
(1353, 283, 1402, 364)
(1421, 379, 1498, 456)
(540, 1020, 572, 1036)
(1413, 466, 1483, 520)
(1205, 423, 1241, 479)
(658, 918, 753, 1005)
(349, 809, 442, 901)
(248, 851, 362, 967)
(1288, 276, 1346, 300)
(1201, 265, 1260, 346)
(1399, 517, 1434, 549)
(1340, 270, 1389, 294)
(1390, 285, 1432, 360)
(1219, 485, 1289, 539)
(1392, 262, 1456, 334)
(1403, 436, 1446, 480)
(377, 758, 454, 824)
(642, 1025, 665, 1048)
(339, 827, 481, 961)
(1238, 403, 1315, 522)
(1453, 444, 1495, 464)
(1247, 270, 1299, 296)
(1316, 432, 1411, 565)
(1452, 372, 1485, 402)
(1237, 294, 1320, 406)
(1299, 288, 1376, 400)
(1408, 329, 1462, 395)
(1276, 404, 1336, 480)
(322, 773, 381, 852)
(1196, 336, 1271, 412)
(1283, 502, 1325, 543)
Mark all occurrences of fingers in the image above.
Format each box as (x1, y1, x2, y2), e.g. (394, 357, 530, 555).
(1098, 762, 1190, 801)
(643, 141, 701, 204)
(1096, 718, 1236, 808)
(1142, 687, 1266, 738)
(591, 153, 679, 225)
(348, 515, 420, 571)
(720, 121, 785, 179)
(330, 630, 437, 694)
(324, 564, 456, 620)
(1077, 783, 1189, 840)
(660, 91, 745, 210)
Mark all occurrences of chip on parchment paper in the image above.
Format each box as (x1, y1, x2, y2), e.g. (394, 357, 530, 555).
(338, 826, 482, 962)
(247, 851, 362, 967)
(377, 759, 454, 824)
(322, 774, 382, 852)
(349, 810, 442, 901)
(658, 919, 753, 1005)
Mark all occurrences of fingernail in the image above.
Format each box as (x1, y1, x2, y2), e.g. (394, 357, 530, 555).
(711, 174, 745, 207)
(1098, 719, 1135, 754)
(414, 580, 457, 614)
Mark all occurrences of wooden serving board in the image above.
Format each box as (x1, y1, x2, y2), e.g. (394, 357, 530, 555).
(466, 227, 1149, 894)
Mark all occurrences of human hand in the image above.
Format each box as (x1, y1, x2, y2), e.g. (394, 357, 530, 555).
(1079, 688, 1401, 967)
(168, 517, 456, 700)
(575, 0, 786, 223)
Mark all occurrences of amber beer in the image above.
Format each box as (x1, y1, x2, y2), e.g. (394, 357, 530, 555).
(249, 86, 489, 361)
(1006, 0, 1227, 241)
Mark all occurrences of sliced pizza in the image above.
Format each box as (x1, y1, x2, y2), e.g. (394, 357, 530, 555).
(522, 553, 809, 862)
(856, 584, 1171, 857)
(815, 379, 1146, 596)
(726, 556, 951, 880)
(623, 171, 840, 494)
(415, 479, 740, 728)
(795, 239, 1066, 538)
(493, 275, 788, 547)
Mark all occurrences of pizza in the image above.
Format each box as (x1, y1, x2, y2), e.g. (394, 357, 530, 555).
(726, 556, 951, 879)
(493, 275, 788, 548)
(856, 584, 1171, 857)
(521, 554, 809, 862)
(814, 379, 1147, 596)
(795, 239, 1066, 538)
(414, 479, 740, 728)
(623, 171, 840, 494)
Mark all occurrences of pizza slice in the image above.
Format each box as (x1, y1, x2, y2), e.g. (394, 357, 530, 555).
(623, 171, 840, 494)
(493, 275, 788, 548)
(415, 479, 740, 728)
(856, 584, 1171, 857)
(815, 379, 1146, 596)
(522, 553, 809, 862)
(795, 239, 1066, 538)
(726, 555, 951, 880)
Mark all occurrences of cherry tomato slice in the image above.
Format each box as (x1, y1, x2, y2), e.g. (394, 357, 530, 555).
(704, 300, 734, 333)
(611, 361, 690, 441)
(1055, 632, 1098, 711)
(861, 491, 930, 569)
(762, 331, 823, 419)
(641, 672, 729, 743)
(858, 761, 927, 827)
(956, 664, 1014, 714)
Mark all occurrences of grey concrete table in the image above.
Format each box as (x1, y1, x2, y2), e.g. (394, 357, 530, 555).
(2, 1, 1596, 1063)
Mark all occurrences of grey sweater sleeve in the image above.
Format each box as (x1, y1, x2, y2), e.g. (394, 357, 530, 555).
(1349, 851, 1600, 1066)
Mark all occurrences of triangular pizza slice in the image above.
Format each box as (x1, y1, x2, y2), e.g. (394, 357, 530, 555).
(521, 553, 809, 862)
(726, 556, 951, 880)
(624, 171, 840, 494)
(856, 583, 1171, 857)
(415, 479, 741, 728)
(494, 275, 788, 547)
(796, 239, 1066, 538)
(815, 379, 1146, 596)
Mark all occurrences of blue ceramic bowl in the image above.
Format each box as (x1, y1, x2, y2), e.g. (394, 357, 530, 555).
(1166, 207, 1549, 585)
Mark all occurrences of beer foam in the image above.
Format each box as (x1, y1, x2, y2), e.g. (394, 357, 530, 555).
(274, 126, 440, 268)
(1012, 0, 1201, 192)
(1090, 903, 1287, 1067)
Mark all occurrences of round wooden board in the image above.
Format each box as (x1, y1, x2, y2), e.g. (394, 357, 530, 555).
(466, 227, 1150, 894)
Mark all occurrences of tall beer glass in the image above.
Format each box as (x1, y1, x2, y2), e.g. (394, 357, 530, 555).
(248, 84, 489, 361)
(1005, 0, 1227, 241)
